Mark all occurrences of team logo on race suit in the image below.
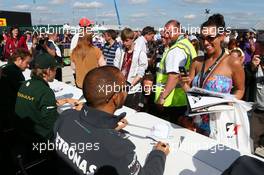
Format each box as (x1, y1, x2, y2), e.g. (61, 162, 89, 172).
(226, 123, 240, 138)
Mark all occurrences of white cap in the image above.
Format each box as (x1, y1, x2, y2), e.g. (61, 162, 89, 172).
(188, 35, 197, 41)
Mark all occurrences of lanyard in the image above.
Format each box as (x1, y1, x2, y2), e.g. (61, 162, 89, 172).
(199, 49, 225, 88)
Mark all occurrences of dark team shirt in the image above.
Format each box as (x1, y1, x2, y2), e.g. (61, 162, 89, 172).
(54, 105, 166, 175)
(15, 75, 58, 139)
(0, 63, 25, 129)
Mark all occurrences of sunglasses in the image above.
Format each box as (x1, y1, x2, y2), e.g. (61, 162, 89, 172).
(200, 34, 219, 42)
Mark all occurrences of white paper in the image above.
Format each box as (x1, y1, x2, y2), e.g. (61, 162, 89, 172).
(149, 123, 170, 139)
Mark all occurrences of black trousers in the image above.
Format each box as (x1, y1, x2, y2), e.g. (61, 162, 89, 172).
(124, 92, 144, 112)
(156, 106, 187, 125)
(55, 68, 62, 81)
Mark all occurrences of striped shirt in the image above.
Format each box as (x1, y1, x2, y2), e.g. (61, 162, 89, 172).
(103, 41, 119, 65)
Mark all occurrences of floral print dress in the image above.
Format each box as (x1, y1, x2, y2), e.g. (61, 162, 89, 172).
(192, 74, 233, 136)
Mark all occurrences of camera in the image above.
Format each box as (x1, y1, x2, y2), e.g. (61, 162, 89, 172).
(38, 39, 45, 45)
(35, 37, 48, 51)
(38, 38, 48, 45)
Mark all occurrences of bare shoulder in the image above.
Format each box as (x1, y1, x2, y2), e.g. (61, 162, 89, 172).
(190, 56, 203, 71)
(192, 56, 204, 65)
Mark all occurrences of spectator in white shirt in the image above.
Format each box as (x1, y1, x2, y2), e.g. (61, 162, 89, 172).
(114, 28, 148, 111)
(134, 26, 156, 57)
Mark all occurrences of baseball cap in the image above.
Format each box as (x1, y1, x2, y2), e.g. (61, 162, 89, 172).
(34, 53, 60, 69)
(189, 35, 198, 41)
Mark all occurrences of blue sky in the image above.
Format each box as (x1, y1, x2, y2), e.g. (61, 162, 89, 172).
(1, 0, 263, 29)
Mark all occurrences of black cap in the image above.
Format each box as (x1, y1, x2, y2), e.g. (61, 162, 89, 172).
(34, 53, 60, 69)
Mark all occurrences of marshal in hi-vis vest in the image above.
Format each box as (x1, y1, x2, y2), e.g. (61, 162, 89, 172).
(155, 36, 197, 107)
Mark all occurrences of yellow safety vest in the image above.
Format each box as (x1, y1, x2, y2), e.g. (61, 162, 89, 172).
(155, 36, 197, 107)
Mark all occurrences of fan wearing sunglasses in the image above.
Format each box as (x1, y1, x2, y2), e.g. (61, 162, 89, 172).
(180, 14, 245, 136)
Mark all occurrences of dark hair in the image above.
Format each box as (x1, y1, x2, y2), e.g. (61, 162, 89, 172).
(104, 29, 117, 40)
(141, 26, 156, 36)
(121, 28, 134, 41)
(83, 66, 123, 107)
(9, 26, 21, 39)
(191, 39, 200, 53)
(201, 14, 225, 30)
(228, 38, 239, 50)
(10, 48, 31, 62)
(144, 73, 154, 81)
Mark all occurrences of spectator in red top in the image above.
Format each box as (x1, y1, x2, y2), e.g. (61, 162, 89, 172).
(4, 26, 28, 61)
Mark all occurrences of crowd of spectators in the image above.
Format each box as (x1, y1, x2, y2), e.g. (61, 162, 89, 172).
(0, 13, 264, 174)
